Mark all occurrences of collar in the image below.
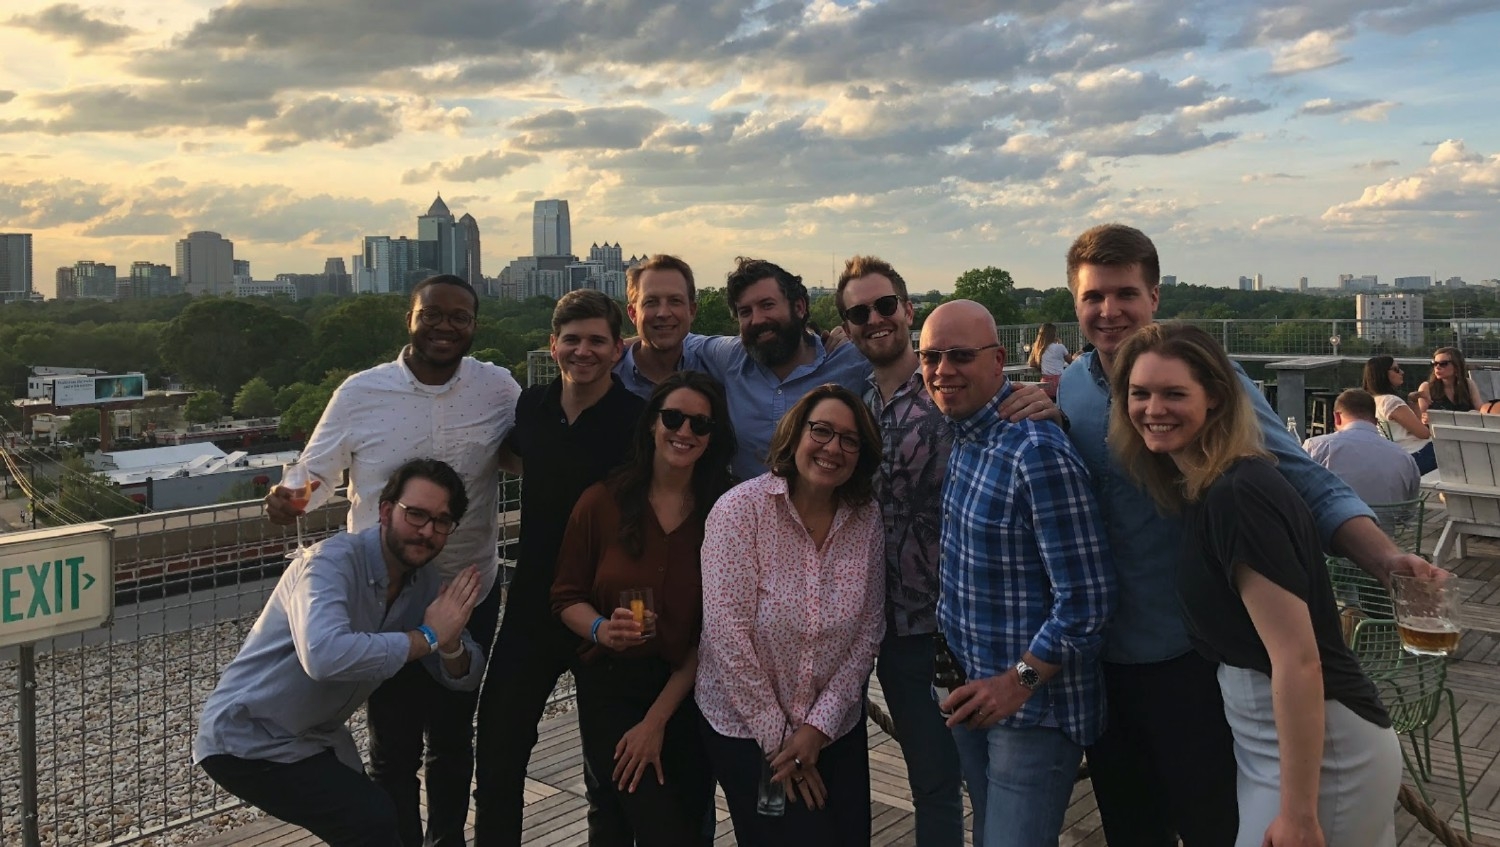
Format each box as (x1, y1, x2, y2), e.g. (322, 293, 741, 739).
(396, 345, 465, 392)
(865, 364, 925, 405)
(948, 381, 1012, 441)
(1341, 420, 1380, 436)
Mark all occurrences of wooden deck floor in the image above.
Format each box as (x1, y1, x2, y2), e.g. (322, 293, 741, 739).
(198, 531, 1500, 846)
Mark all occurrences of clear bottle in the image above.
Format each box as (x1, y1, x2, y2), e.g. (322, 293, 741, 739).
(932, 632, 967, 717)
(1286, 416, 1300, 441)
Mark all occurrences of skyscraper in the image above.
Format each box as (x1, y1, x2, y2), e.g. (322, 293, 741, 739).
(1, 233, 34, 303)
(459, 213, 481, 286)
(417, 194, 477, 286)
(176, 231, 235, 296)
(533, 200, 571, 257)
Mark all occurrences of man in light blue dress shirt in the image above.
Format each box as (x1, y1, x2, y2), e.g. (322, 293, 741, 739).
(196, 459, 485, 847)
(611, 254, 708, 399)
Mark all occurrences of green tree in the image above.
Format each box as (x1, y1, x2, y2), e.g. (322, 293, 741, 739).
(233, 377, 278, 418)
(807, 292, 842, 335)
(949, 267, 1023, 325)
(277, 370, 349, 438)
(274, 382, 313, 413)
(62, 408, 101, 442)
(301, 295, 409, 381)
(158, 297, 307, 396)
(692, 288, 740, 338)
(184, 391, 224, 424)
(55, 458, 140, 520)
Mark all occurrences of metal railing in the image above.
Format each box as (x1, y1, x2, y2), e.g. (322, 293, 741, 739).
(2, 476, 534, 846)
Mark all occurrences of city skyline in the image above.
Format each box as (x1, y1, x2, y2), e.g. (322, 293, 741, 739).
(1, 1, 1498, 299)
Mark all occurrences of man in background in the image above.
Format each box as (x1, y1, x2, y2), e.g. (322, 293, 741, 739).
(1304, 388, 1421, 505)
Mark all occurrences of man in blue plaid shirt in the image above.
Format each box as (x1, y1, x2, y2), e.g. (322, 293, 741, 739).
(919, 300, 1116, 847)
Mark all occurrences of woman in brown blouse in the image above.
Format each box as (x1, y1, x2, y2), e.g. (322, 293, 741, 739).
(551, 370, 737, 846)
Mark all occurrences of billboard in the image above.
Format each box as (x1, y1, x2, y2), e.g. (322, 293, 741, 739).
(50, 373, 146, 407)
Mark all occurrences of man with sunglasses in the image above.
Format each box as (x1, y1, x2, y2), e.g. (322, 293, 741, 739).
(265, 274, 521, 847)
(919, 299, 1115, 847)
(200, 459, 484, 847)
(835, 255, 965, 846)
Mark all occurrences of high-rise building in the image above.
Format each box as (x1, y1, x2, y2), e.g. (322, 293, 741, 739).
(1238, 276, 1252, 291)
(1, 233, 33, 303)
(1253, 273, 1264, 292)
(176, 231, 235, 296)
(459, 213, 481, 286)
(55, 266, 76, 300)
(130, 262, 177, 298)
(1356, 292, 1424, 347)
(324, 258, 352, 296)
(533, 200, 572, 257)
(1298, 276, 1308, 292)
(417, 195, 466, 281)
(1159, 275, 1177, 287)
(361, 235, 422, 294)
(74, 261, 118, 300)
(1394, 276, 1432, 290)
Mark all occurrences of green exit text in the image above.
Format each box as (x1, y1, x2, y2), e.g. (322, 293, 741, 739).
(1, 557, 96, 622)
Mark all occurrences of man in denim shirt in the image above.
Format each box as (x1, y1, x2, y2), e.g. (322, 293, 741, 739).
(1058, 223, 1443, 846)
(196, 460, 485, 847)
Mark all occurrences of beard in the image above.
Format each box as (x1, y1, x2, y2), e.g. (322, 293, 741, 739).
(409, 332, 473, 371)
(384, 524, 440, 571)
(742, 314, 807, 368)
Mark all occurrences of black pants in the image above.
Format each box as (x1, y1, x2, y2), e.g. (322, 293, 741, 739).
(700, 713, 870, 847)
(1085, 652, 1239, 846)
(574, 655, 715, 846)
(472, 594, 584, 847)
(201, 751, 400, 847)
(366, 585, 501, 847)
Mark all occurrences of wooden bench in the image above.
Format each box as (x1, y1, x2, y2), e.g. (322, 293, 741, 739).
(1430, 411, 1500, 566)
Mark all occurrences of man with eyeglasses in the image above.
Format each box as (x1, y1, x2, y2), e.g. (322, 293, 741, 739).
(265, 273, 521, 847)
(918, 299, 1115, 847)
(199, 459, 485, 847)
(834, 255, 964, 846)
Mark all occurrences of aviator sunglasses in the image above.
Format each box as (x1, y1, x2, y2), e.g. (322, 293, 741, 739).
(841, 295, 903, 325)
(658, 408, 715, 436)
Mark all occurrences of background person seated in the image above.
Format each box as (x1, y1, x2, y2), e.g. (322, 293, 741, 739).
(1303, 389, 1421, 505)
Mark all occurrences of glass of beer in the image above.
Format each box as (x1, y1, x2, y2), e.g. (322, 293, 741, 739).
(1391, 574, 1462, 656)
(619, 588, 656, 640)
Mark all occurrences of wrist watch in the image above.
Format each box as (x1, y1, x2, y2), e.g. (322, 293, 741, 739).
(1015, 660, 1041, 691)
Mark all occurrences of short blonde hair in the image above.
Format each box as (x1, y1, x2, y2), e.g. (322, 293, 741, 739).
(1107, 322, 1270, 511)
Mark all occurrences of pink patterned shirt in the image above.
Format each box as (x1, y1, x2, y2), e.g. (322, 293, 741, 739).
(695, 473, 885, 753)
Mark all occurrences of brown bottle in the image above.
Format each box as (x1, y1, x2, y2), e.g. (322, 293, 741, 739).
(933, 632, 967, 717)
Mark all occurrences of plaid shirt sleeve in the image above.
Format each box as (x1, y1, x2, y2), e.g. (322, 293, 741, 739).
(1018, 439, 1116, 667)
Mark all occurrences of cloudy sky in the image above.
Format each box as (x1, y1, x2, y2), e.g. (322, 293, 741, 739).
(2, 0, 1498, 298)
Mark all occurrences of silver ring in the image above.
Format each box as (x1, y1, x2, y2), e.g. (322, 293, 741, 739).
(793, 757, 803, 769)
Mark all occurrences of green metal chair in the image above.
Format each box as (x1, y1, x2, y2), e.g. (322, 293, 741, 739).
(1367, 492, 1429, 556)
(1325, 557, 1471, 837)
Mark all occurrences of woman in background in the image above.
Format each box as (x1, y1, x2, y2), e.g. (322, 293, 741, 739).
(696, 384, 885, 846)
(1028, 322, 1072, 398)
(1111, 323, 1400, 847)
(1418, 346, 1482, 421)
(1362, 355, 1436, 474)
(552, 371, 736, 846)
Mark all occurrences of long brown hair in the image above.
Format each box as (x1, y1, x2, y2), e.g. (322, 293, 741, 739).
(1108, 322, 1270, 511)
(1028, 323, 1058, 371)
(1428, 347, 1475, 409)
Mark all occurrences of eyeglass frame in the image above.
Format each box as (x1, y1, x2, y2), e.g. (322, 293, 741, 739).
(916, 343, 1001, 367)
(840, 294, 904, 326)
(395, 501, 459, 535)
(414, 308, 476, 329)
(657, 408, 715, 437)
(1431, 359, 1455, 368)
(805, 420, 861, 453)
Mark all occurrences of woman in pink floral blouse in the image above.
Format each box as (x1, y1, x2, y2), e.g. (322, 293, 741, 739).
(696, 384, 886, 845)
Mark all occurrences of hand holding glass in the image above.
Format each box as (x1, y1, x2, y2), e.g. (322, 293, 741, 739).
(281, 462, 312, 556)
(619, 588, 656, 640)
(1391, 574, 1462, 656)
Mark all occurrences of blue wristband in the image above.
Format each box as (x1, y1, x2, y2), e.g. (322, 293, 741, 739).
(590, 616, 607, 644)
(416, 625, 439, 654)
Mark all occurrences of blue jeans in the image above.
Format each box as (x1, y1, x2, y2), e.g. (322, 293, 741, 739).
(951, 722, 1081, 847)
(875, 631, 964, 846)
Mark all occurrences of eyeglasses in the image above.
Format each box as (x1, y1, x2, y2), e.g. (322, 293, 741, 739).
(916, 344, 1000, 366)
(658, 408, 715, 436)
(1432, 359, 1455, 368)
(805, 421, 861, 453)
(415, 309, 475, 329)
(841, 295, 902, 326)
(396, 502, 458, 535)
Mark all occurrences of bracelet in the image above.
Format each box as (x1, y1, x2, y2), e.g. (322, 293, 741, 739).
(416, 624, 439, 654)
(590, 615, 607, 644)
(438, 642, 465, 660)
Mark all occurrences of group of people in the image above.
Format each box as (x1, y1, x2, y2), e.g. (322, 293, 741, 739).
(1360, 348, 1496, 476)
(194, 223, 1445, 847)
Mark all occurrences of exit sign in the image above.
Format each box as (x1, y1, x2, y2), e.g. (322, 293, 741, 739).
(0, 524, 113, 649)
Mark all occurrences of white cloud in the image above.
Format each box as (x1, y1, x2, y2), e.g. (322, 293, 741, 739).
(1323, 140, 1500, 224)
(1269, 29, 1351, 75)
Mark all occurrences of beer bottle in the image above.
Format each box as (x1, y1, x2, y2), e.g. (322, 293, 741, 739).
(932, 632, 967, 717)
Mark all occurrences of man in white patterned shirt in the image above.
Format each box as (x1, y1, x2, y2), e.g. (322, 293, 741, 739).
(265, 273, 521, 847)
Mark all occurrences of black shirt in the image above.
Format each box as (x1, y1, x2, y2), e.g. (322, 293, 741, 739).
(1181, 458, 1390, 728)
(506, 376, 645, 603)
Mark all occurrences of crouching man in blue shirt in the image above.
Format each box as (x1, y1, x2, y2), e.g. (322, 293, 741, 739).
(195, 458, 486, 847)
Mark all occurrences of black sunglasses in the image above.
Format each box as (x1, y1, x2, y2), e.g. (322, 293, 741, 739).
(1432, 359, 1455, 368)
(842, 295, 902, 326)
(917, 344, 1000, 366)
(658, 408, 715, 436)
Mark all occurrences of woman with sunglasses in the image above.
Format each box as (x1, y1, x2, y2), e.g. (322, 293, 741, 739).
(551, 371, 737, 845)
(1027, 322, 1072, 398)
(696, 384, 884, 845)
(1113, 323, 1400, 847)
(1362, 355, 1436, 474)
(1417, 347, 1483, 422)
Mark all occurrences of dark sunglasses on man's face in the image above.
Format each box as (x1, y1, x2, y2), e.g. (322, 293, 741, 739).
(658, 408, 715, 436)
(917, 344, 1000, 366)
(842, 295, 902, 326)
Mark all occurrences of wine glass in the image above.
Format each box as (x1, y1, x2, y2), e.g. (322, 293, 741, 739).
(281, 461, 312, 557)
